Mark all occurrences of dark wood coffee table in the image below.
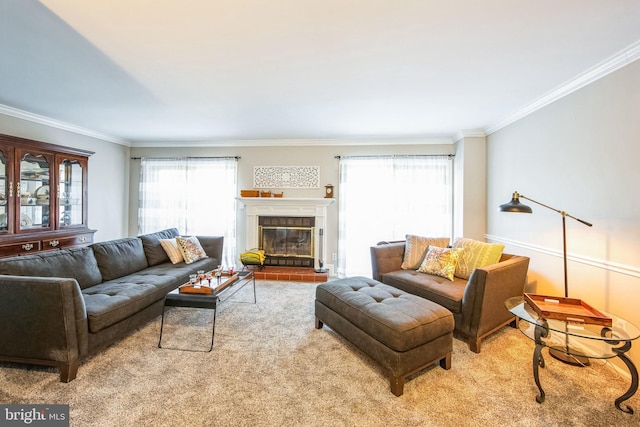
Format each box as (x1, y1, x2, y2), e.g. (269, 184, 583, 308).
(158, 270, 255, 352)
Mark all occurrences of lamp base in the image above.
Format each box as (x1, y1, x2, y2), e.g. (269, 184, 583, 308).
(548, 346, 590, 367)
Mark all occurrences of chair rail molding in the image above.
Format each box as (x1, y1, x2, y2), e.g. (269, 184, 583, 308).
(485, 234, 640, 279)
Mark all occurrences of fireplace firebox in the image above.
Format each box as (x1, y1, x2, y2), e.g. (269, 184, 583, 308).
(258, 216, 315, 267)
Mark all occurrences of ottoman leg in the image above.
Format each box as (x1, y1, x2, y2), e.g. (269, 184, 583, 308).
(390, 375, 404, 397)
(440, 352, 452, 370)
(315, 317, 324, 329)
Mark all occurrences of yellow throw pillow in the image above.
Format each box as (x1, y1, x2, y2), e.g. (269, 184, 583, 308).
(159, 238, 184, 264)
(453, 238, 505, 280)
(176, 236, 208, 264)
(417, 246, 463, 281)
(401, 235, 450, 270)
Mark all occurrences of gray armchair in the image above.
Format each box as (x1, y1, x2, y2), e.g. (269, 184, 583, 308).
(371, 241, 529, 353)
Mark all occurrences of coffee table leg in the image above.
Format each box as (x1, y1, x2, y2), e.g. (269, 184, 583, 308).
(251, 275, 257, 303)
(158, 302, 168, 348)
(209, 307, 217, 352)
(533, 321, 549, 404)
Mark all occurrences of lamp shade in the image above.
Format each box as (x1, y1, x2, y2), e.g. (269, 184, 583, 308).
(498, 193, 533, 213)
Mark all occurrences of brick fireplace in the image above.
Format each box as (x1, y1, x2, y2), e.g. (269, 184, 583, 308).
(237, 197, 334, 271)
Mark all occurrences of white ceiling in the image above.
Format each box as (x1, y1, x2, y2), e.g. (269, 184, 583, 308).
(1, 0, 640, 146)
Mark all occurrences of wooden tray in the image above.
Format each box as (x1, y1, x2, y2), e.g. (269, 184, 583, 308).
(524, 293, 612, 326)
(212, 273, 238, 292)
(179, 284, 214, 294)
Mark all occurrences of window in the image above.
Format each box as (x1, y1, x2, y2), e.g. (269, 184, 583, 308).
(337, 155, 453, 277)
(138, 157, 237, 267)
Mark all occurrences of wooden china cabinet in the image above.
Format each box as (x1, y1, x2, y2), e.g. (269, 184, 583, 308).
(0, 133, 96, 257)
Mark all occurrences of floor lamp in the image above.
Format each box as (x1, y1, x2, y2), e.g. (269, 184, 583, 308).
(499, 191, 593, 366)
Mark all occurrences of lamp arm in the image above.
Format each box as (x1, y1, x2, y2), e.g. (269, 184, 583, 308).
(519, 195, 592, 227)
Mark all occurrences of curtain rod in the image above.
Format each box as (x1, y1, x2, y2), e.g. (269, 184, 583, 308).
(130, 156, 240, 160)
(334, 154, 454, 159)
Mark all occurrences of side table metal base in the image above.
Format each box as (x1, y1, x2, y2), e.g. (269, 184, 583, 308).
(506, 296, 639, 414)
(611, 341, 638, 414)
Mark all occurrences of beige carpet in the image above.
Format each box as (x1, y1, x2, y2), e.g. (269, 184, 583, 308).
(1, 280, 638, 426)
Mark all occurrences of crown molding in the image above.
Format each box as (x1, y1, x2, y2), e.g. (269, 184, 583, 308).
(129, 136, 454, 148)
(453, 129, 487, 143)
(0, 103, 130, 146)
(485, 39, 640, 135)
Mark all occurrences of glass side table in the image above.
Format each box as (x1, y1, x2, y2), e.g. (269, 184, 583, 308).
(505, 296, 640, 414)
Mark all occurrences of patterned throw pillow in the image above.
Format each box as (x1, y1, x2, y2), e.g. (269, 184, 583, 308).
(401, 235, 450, 270)
(452, 238, 505, 280)
(159, 238, 184, 264)
(417, 246, 463, 281)
(176, 236, 208, 264)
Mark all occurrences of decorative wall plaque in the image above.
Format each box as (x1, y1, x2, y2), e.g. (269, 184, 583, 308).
(253, 166, 320, 189)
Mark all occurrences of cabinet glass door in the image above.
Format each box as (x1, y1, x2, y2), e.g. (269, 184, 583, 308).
(58, 159, 83, 227)
(19, 153, 51, 231)
(0, 150, 8, 232)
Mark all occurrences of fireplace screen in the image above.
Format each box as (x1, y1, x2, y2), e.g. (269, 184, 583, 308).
(260, 226, 314, 258)
(258, 216, 316, 267)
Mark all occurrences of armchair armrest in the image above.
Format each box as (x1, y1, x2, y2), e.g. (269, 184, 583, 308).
(370, 241, 405, 281)
(460, 254, 530, 352)
(0, 275, 88, 382)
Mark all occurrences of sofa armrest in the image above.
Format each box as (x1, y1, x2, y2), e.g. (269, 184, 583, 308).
(370, 241, 405, 281)
(196, 236, 224, 265)
(460, 255, 530, 344)
(0, 275, 88, 381)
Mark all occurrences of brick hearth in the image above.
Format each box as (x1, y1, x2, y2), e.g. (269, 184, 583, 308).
(247, 266, 328, 282)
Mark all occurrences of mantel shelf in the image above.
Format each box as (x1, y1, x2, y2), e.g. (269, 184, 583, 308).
(236, 197, 335, 207)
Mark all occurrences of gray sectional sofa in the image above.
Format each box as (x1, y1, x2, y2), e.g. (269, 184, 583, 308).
(0, 228, 223, 382)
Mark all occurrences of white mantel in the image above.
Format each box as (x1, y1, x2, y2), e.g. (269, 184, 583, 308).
(237, 197, 335, 270)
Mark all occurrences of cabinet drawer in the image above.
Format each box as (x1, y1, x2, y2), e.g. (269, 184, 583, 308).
(43, 233, 93, 249)
(0, 240, 42, 257)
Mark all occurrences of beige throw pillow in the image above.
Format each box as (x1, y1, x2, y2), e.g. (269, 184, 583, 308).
(176, 236, 208, 264)
(401, 235, 450, 270)
(159, 238, 184, 264)
(417, 246, 464, 281)
(453, 238, 505, 280)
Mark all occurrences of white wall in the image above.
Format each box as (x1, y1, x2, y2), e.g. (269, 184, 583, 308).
(486, 59, 640, 370)
(129, 143, 456, 271)
(454, 135, 487, 240)
(0, 114, 130, 242)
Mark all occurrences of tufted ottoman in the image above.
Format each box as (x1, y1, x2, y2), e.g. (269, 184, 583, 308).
(315, 276, 454, 396)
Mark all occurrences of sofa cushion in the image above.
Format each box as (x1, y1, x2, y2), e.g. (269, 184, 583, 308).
(90, 238, 148, 282)
(0, 247, 102, 289)
(159, 238, 184, 264)
(400, 235, 450, 270)
(417, 246, 463, 281)
(176, 236, 208, 264)
(453, 238, 505, 280)
(380, 270, 466, 314)
(139, 228, 180, 266)
(82, 274, 175, 333)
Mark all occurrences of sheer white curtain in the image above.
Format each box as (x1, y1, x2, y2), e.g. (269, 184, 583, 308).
(138, 157, 238, 267)
(337, 155, 453, 277)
